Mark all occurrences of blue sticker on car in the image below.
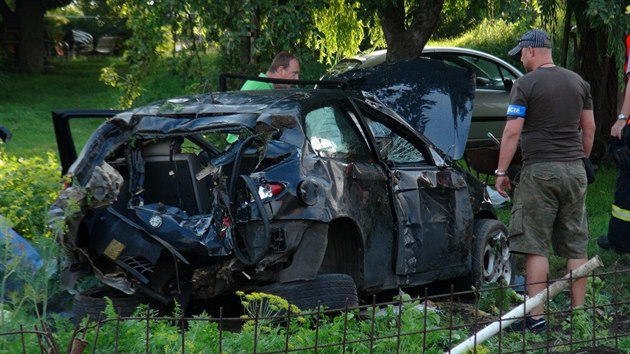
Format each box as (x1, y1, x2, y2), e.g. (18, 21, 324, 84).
(506, 104, 526, 117)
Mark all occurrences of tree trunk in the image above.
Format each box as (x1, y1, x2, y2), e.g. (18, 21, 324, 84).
(573, 21, 617, 163)
(17, 0, 45, 72)
(379, 0, 444, 62)
(559, 1, 573, 68)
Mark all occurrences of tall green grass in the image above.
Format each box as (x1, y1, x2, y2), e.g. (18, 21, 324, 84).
(429, 18, 526, 68)
(585, 163, 630, 272)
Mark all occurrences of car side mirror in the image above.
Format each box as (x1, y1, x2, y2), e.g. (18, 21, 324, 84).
(503, 79, 514, 91)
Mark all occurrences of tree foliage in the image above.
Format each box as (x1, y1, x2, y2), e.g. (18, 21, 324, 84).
(98, 0, 450, 107)
(433, 0, 630, 161)
(435, 0, 540, 39)
(306, 0, 366, 65)
(537, 0, 630, 160)
(101, 0, 223, 107)
(100, 0, 331, 107)
(62, 0, 129, 41)
(217, 0, 323, 73)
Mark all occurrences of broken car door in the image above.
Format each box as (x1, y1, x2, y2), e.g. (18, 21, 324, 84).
(354, 102, 472, 281)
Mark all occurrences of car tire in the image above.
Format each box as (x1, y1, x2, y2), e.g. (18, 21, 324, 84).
(472, 219, 513, 287)
(72, 286, 152, 323)
(259, 273, 359, 311)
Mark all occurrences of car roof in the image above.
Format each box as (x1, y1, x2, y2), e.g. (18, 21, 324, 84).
(112, 89, 364, 124)
(338, 46, 522, 76)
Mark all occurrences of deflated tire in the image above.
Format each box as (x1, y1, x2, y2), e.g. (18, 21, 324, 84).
(259, 273, 358, 311)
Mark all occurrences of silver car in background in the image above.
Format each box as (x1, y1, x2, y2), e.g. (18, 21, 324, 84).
(324, 47, 524, 175)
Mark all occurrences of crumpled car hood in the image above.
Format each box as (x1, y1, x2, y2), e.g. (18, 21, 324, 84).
(329, 58, 475, 160)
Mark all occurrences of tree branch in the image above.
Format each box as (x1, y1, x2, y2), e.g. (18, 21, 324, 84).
(378, 0, 405, 45)
(42, 0, 73, 11)
(378, 0, 444, 61)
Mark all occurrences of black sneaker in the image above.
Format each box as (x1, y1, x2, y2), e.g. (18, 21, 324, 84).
(597, 236, 630, 254)
(506, 317, 546, 333)
(597, 236, 613, 250)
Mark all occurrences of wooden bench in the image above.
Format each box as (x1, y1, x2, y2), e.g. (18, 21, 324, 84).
(94, 36, 120, 55)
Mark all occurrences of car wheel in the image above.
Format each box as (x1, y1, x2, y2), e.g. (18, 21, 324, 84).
(472, 219, 512, 286)
(72, 286, 152, 323)
(259, 273, 359, 311)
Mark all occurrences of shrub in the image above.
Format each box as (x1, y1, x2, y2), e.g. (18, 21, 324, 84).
(0, 150, 61, 239)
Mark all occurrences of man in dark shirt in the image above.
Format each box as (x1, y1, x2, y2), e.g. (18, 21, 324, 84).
(597, 33, 630, 252)
(495, 29, 596, 332)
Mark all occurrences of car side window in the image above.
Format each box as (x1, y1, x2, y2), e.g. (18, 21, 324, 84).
(428, 53, 515, 91)
(456, 55, 501, 89)
(369, 121, 425, 164)
(350, 102, 428, 165)
(304, 106, 372, 161)
(463, 55, 518, 90)
(498, 65, 518, 86)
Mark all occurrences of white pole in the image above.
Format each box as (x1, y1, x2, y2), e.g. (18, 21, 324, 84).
(448, 256, 603, 354)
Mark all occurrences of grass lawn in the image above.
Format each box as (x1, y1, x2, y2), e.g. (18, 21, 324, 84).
(0, 55, 624, 277)
(556, 164, 626, 276)
(1, 57, 121, 156)
(0, 53, 232, 156)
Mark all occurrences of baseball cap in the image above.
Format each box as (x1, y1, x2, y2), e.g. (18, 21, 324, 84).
(508, 29, 553, 56)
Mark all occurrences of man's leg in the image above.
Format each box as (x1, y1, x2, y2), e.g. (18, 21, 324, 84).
(605, 169, 630, 250)
(567, 258, 588, 308)
(526, 254, 549, 318)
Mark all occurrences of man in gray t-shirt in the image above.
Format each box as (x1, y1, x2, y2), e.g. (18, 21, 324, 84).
(510, 66, 593, 164)
(494, 29, 596, 333)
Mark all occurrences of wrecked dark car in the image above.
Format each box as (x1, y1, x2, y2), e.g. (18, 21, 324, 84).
(49, 58, 512, 311)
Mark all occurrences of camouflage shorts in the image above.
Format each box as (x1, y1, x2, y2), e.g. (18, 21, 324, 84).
(508, 160, 588, 259)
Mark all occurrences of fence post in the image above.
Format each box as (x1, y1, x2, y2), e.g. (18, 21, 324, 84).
(369, 295, 376, 353)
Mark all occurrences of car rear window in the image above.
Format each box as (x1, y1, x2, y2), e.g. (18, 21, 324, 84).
(326, 59, 363, 77)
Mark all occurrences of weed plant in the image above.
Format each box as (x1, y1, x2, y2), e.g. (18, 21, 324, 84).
(0, 150, 60, 238)
(29, 279, 627, 353)
(66, 291, 468, 353)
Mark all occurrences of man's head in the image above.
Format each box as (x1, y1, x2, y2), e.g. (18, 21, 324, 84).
(267, 51, 300, 88)
(508, 29, 553, 57)
(508, 29, 553, 71)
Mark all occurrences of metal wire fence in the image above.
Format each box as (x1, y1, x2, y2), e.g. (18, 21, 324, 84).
(2, 267, 630, 353)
